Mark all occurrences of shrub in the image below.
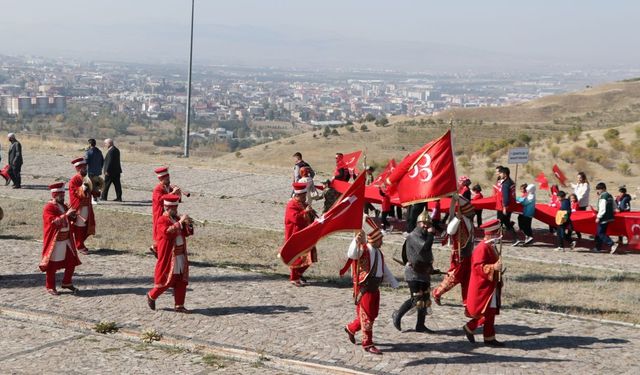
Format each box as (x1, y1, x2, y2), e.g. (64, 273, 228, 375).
(603, 128, 620, 141)
(375, 118, 389, 126)
(586, 137, 598, 148)
(331, 129, 340, 136)
(484, 168, 494, 182)
(550, 145, 560, 158)
(360, 124, 368, 132)
(364, 113, 376, 122)
(553, 133, 564, 143)
(518, 133, 532, 145)
(568, 125, 582, 141)
(458, 156, 471, 168)
(635, 126, 640, 139)
(618, 162, 632, 176)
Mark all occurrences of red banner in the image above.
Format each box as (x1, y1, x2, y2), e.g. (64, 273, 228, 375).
(385, 130, 457, 206)
(535, 172, 549, 191)
(625, 216, 640, 251)
(371, 159, 396, 187)
(279, 173, 366, 265)
(552, 164, 568, 187)
(342, 150, 362, 176)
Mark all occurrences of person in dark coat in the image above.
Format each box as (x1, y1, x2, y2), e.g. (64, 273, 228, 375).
(392, 208, 435, 333)
(7, 133, 23, 188)
(85, 139, 104, 202)
(101, 138, 122, 201)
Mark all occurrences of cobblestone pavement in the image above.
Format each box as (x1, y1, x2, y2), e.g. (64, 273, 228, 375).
(3, 151, 639, 274)
(1, 239, 639, 374)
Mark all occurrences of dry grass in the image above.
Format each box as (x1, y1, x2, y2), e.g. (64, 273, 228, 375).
(3, 196, 639, 324)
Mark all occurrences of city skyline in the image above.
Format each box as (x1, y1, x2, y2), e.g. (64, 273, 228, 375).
(2, 0, 640, 73)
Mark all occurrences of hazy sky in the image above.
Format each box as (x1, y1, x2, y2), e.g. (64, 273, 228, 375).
(2, 0, 639, 72)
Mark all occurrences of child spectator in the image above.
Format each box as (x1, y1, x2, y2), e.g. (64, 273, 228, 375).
(515, 183, 536, 246)
(548, 184, 560, 233)
(555, 191, 575, 251)
(615, 186, 632, 245)
(471, 184, 484, 227)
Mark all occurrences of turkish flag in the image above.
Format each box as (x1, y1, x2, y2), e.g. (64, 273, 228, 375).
(371, 159, 396, 187)
(385, 130, 457, 206)
(625, 216, 640, 251)
(552, 164, 568, 187)
(342, 150, 362, 176)
(279, 172, 366, 265)
(535, 172, 549, 190)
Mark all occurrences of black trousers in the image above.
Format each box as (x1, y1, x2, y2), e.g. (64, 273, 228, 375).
(101, 174, 122, 200)
(8, 164, 21, 187)
(517, 215, 533, 237)
(497, 210, 515, 231)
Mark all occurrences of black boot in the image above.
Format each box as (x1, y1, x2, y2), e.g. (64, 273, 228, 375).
(415, 309, 434, 333)
(392, 299, 413, 331)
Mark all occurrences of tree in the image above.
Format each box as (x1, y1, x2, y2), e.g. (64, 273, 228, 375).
(375, 118, 389, 126)
(364, 113, 376, 122)
(360, 124, 368, 132)
(323, 126, 331, 137)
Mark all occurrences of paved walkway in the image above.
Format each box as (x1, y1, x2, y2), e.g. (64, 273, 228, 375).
(1, 238, 639, 374)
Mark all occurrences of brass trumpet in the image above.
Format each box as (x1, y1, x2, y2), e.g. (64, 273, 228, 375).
(171, 185, 191, 197)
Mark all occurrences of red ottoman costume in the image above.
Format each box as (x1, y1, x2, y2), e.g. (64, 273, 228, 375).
(463, 219, 505, 347)
(40, 182, 82, 295)
(432, 198, 475, 306)
(147, 194, 194, 312)
(285, 182, 316, 285)
(151, 167, 173, 253)
(68, 157, 96, 254)
(344, 224, 398, 355)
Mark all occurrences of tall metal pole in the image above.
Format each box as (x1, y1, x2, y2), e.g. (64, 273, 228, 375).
(184, 0, 195, 157)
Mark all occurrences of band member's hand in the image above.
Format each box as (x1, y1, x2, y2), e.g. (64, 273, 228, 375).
(427, 227, 435, 233)
(493, 260, 502, 272)
(179, 214, 188, 224)
(502, 208, 507, 215)
(171, 187, 181, 195)
(66, 208, 76, 217)
(355, 230, 365, 244)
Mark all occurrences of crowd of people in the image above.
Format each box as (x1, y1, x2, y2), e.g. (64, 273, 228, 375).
(1, 136, 635, 357)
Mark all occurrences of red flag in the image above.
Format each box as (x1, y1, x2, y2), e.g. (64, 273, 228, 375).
(552, 164, 568, 187)
(279, 173, 366, 265)
(385, 130, 457, 206)
(625, 216, 640, 251)
(535, 172, 549, 190)
(342, 150, 362, 176)
(371, 159, 396, 187)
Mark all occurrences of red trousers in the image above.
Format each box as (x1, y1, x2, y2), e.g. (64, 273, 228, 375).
(433, 251, 471, 304)
(465, 307, 497, 340)
(45, 260, 75, 290)
(289, 265, 309, 281)
(72, 225, 88, 251)
(346, 290, 380, 348)
(148, 274, 188, 306)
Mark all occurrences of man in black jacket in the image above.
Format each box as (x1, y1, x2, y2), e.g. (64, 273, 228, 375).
(7, 133, 23, 189)
(101, 138, 122, 201)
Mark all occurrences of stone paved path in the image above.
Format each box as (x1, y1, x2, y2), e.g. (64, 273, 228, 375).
(1, 239, 639, 374)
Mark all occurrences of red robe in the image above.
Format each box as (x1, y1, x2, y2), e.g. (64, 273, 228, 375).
(466, 240, 501, 318)
(152, 183, 171, 244)
(284, 198, 316, 268)
(68, 174, 96, 235)
(39, 201, 81, 271)
(153, 213, 193, 288)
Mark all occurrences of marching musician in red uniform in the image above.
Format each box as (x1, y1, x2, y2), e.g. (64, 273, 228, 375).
(39, 182, 82, 295)
(463, 219, 505, 347)
(146, 194, 194, 313)
(68, 157, 97, 254)
(432, 197, 475, 306)
(151, 166, 182, 256)
(285, 182, 317, 286)
(344, 224, 399, 355)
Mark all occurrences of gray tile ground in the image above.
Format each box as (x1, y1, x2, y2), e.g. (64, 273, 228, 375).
(1, 238, 639, 374)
